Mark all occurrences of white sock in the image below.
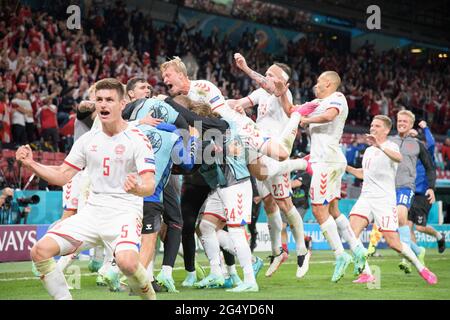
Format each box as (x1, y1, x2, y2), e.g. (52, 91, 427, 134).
(279, 112, 301, 153)
(284, 206, 308, 255)
(35, 258, 72, 300)
(92, 245, 104, 262)
(401, 241, 424, 272)
(335, 214, 359, 251)
(356, 239, 372, 275)
(263, 156, 307, 179)
(436, 232, 443, 241)
(161, 265, 173, 277)
(217, 229, 235, 254)
(363, 261, 372, 275)
(98, 246, 114, 276)
(56, 254, 77, 272)
(229, 227, 256, 285)
(199, 219, 222, 276)
(187, 270, 196, 278)
(147, 260, 154, 281)
(216, 230, 240, 277)
(267, 208, 283, 255)
(320, 216, 345, 257)
(227, 264, 237, 275)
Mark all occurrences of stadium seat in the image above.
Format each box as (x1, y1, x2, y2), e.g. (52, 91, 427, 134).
(55, 152, 66, 161)
(2, 149, 15, 159)
(43, 152, 55, 160)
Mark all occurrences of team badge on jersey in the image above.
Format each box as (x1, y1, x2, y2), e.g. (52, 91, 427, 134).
(115, 144, 126, 155)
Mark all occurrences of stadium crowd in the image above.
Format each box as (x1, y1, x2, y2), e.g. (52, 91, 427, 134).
(0, 1, 446, 300)
(0, 1, 449, 155)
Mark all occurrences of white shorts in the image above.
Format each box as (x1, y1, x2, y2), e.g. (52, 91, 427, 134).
(349, 196, 399, 232)
(310, 162, 346, 205)
(62, 170, 91, 212)
(46, 202, 143, 256)
(256, 172, 292, 200)
(200, 179, 253, 227)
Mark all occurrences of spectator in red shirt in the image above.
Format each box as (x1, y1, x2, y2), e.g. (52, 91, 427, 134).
(36, 96, 59, 152)
(0, 92, 12, 147)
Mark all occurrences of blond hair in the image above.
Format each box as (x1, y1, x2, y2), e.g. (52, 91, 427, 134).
(160, 56, 188, 76)
(173, 95, 220, 118)
(373, 115, 392, 130)
(397, 110, 415, 123)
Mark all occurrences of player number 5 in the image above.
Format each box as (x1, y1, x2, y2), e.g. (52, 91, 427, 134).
(103, 157, 110, 176)
(121, 225, 128, 238)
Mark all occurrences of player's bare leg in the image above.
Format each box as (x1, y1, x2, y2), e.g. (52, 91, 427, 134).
(415, 224, 446, 254)
(55, 210, 78, 274)
(31, 236, 72, 300)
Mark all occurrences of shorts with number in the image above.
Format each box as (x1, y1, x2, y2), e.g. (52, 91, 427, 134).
(62, 170, 90, 212)
(310, 162, 346, 205)
(200, 179, 252, 227)
(46, 202, 143, 256)
(349, 196, 398, 232)
(256, 173, 292, 200)
(396, 187, 415, 209)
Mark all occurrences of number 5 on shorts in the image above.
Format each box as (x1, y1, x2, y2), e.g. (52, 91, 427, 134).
(121, 225, 128, 238)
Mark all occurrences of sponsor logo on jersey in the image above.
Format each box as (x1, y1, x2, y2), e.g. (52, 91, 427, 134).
(330, 101, 342, 106)
(89, 145, 97, 152)
(209, 95, 220, 104)
(115, 144, 126, 155)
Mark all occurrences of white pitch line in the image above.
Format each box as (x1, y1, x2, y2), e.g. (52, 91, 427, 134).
(0, 256, 448, 282)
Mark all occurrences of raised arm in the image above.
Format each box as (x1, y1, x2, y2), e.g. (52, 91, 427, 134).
(234, 53, 276, 94)
(16, 145, 78, 186)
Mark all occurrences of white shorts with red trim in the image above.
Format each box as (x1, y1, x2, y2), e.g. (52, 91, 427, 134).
(199, 179, 253, 227)
(310, 162, 346, 205)
(256, 172, 292, 200)
(349, 195, 398, 232)
(62, 170, 90, 212)
(45, 203, 142, 256)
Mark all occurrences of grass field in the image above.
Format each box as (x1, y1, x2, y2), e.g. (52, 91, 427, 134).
(0, 249, 449, 300)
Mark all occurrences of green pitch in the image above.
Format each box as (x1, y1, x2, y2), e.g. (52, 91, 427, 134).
(0, 249, 449, 300)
